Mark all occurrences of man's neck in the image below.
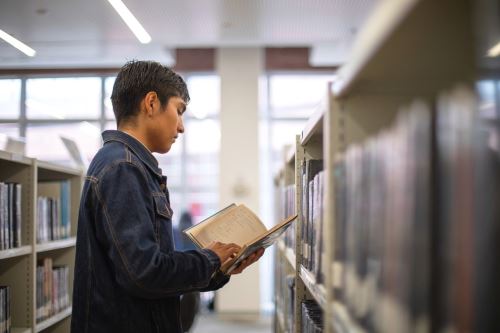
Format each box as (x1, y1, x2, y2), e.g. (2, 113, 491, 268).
(119, 128, 152, 153)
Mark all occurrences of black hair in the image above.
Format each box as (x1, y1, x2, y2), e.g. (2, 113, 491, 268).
(111, 60, 190, 126)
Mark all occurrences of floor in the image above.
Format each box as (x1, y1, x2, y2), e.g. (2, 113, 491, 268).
(190, 313, 273, 333)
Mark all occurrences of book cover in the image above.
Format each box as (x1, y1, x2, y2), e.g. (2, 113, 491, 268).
(184, 204, 297, 274)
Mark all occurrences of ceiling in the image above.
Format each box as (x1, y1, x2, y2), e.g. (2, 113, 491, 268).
(0, 0, 379, 68)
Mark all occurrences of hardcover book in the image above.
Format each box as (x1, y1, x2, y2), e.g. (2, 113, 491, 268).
(184, 203, 297, 274)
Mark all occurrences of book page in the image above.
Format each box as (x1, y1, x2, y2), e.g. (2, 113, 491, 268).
(193, 205, 267, 247)
(184, 204, 237, 239)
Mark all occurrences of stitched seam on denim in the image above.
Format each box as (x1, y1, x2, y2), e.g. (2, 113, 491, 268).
(104, 136, 162, 178)
(92, 178, 149, 292)
(85, 175, 98, 183)
(96, 159, 148, 182)
(126, 146, 132, 163)
(94, 165, 205, 293)
(151, 197, 160, 243)
(84, 230, 92, 333)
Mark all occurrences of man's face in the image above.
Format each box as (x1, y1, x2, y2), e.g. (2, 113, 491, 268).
(148, 96, 186, 154)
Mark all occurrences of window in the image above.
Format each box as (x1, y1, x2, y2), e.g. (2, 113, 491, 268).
(26, 78, 101, 119)
(0, 79, 21, 119)
(0, 74, 221, 228)
(259, 72, 335, 312)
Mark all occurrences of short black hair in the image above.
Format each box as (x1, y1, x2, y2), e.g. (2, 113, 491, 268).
(111, 60, 190, 126)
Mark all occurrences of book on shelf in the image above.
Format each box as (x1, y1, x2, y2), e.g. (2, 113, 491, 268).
(0, 182, 22, 251)
(282, 184, 296, 251)
(37, 181, 71, 244)
(301, 300, 323, 333)
(184, 203, 297, 274)
(36, 258, 70, 323)
(0, 286, 11, 333)
(301, 159, 324, 281)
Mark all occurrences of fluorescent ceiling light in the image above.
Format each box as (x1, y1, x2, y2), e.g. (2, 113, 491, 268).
(107, 0, 152, 44)
(0, 29, 36, 57)
(487, 41, 500, 57)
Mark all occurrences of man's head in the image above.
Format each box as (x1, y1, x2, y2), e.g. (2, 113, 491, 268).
(111, 60, 190, 153)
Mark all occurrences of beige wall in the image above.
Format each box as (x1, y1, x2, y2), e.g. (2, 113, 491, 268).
(216, 47, 263, 313)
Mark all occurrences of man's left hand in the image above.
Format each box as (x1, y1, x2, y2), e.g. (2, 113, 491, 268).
(229, 248, 265, 275)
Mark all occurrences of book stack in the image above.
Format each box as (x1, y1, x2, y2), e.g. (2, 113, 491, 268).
(274, 253, 286, 327)
(435, 87, 500, 332)
(36, 258, 70, 322)
(301, 160, 324, 283)
(301, 300, 323, 333)
(0, 182, 22, 250)
(36, 181, 71, 243)
(333, 101, 433, 332)
(0, 286, 10, 333)
(282, 184, 296, 251)
(331, 86, 500, 332)
(286, 274, 295, 333)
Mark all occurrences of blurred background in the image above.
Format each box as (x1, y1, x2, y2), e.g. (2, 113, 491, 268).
(0, 0, 499, 332)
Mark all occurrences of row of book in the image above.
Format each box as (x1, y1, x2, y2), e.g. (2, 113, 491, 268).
(281, 184, 296, 250)
(301, 160, 324, 284)
(36, 258, 70, 323)
(0, 286, 10, 333)
(301, 300, 323, 333)
(0, 182, 22, 250)
(274, 250, 295, 333)
(36, 181, 71, 243)
(332, 86, 500, 332)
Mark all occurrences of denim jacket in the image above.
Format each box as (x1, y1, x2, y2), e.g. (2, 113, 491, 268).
(71, 130, 229, 333)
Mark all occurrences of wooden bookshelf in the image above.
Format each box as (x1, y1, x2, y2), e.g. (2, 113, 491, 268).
(299, 266, 327, 310)
(0, 246, 32, 260)
(11, 327, 31, 333)
(273, 0, 478, 331)
(36, 238, 76, 253)
(35, 307, 72, 333)
(0, 151, 82, 333)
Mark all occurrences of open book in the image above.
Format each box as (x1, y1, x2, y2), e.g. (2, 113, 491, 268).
(183, 204, 297, 274)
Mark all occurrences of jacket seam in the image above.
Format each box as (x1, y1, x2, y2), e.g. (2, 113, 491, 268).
(104, 136, 163, 178)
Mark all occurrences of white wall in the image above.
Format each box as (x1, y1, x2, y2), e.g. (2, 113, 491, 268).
(216, 47, 263, 313)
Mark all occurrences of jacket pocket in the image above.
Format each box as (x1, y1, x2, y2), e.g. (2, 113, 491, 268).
(152, 193, 174, 252)
(153, 193, 173, 219)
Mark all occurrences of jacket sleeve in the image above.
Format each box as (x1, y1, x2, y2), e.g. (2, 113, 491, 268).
(198, 269, 230, 292)
(93, 161, 221, 299)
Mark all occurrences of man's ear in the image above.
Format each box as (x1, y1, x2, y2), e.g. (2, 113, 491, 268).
(144, 91, 157, 116)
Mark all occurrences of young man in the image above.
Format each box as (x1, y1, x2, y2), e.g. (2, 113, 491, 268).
(71, 60, 264, 333)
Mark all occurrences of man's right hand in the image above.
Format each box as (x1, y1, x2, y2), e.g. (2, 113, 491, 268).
(205, 241, 241, 264)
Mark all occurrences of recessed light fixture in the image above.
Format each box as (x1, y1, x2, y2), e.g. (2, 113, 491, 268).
(487, 41, 500, 58)
(106, 0, 152, 44)
(0, 29, 36, 57)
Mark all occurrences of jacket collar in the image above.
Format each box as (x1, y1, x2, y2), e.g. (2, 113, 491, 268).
(102, 130, 163, 178)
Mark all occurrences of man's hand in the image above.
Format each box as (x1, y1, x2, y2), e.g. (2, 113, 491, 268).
(229, 248, 265, 275)
(205, 241, 241, 264)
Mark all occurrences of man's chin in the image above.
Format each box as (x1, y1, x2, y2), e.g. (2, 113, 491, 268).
(159, 144, 172, 154)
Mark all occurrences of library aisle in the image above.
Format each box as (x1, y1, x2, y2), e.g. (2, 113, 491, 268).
(191, 314, 272, 333)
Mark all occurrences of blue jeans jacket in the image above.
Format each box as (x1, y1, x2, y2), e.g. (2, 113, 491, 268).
(71, 130, 229, 333)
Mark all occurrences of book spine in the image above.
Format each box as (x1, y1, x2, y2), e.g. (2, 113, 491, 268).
(15, 184, 21, 248)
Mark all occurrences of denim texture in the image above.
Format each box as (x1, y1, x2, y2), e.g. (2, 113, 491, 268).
(71, 130, 229, 333)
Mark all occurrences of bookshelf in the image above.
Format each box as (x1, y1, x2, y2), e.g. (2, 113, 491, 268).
(274, 0, 485, 332)
(0, 151, 82, 333)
